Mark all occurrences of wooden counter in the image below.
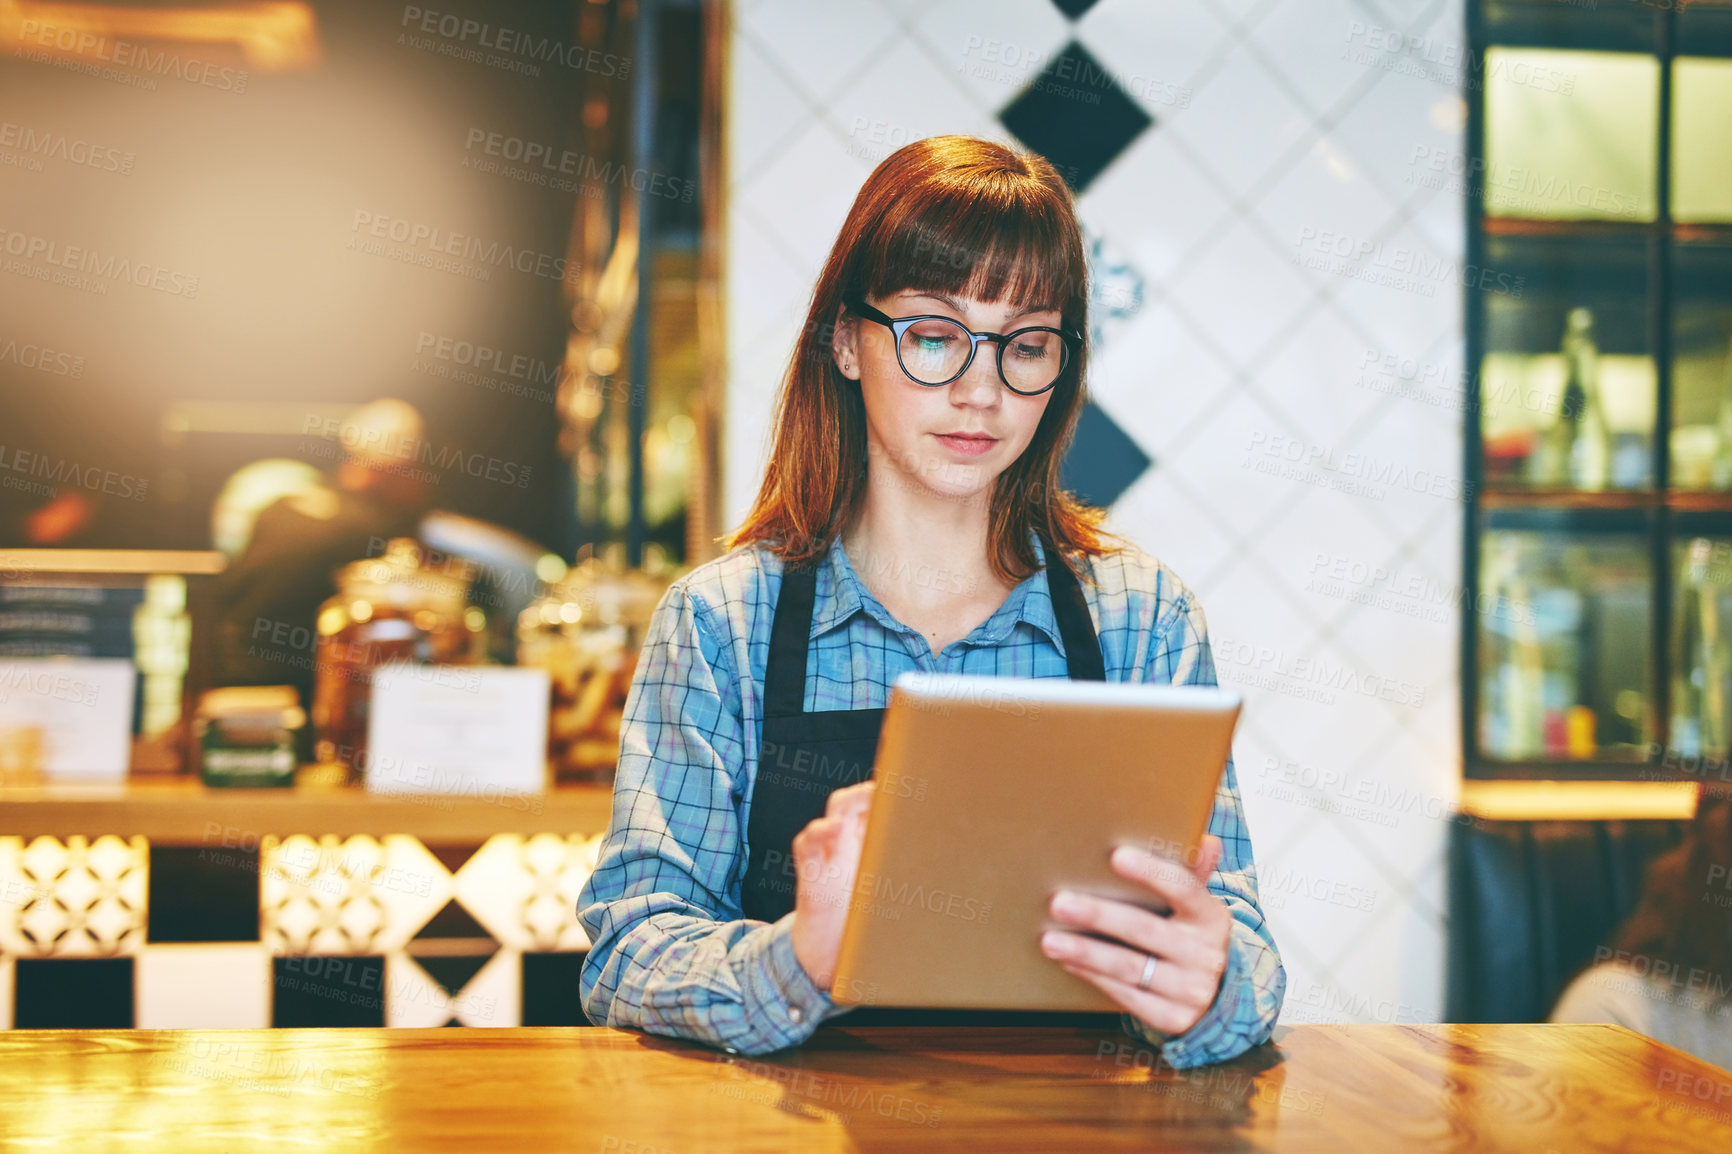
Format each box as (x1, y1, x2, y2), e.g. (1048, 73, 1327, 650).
(0, 778, 616, 843)
(0, 1023, 1725, 1151)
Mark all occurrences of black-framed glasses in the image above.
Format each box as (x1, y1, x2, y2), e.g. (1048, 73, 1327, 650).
(844, 296, 1078, 396)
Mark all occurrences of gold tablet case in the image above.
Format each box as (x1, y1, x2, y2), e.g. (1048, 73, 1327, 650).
(830, 675, 1241, 1012)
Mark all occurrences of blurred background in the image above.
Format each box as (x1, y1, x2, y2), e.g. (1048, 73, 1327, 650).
(2, 0, 1731, 1062)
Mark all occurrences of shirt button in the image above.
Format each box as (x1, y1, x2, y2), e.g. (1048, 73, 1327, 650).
(789, 1006, 805, 1023)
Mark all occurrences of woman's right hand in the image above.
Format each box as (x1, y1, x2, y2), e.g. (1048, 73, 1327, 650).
(789, 780, 875, 990)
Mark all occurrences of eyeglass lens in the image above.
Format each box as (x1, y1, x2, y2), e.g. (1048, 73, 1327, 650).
(897, 319, 1067, 392)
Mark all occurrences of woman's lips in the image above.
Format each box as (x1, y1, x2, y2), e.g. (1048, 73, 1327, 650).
(934, 433, 998, 456)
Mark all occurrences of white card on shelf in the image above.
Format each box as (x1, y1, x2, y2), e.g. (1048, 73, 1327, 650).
(0, 658, 136, 779)
(364, 664, 550, 795)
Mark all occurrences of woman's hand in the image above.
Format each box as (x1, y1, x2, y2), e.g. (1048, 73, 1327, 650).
(1040, 835, 1232, 1038)
(789, 780, 875, 990)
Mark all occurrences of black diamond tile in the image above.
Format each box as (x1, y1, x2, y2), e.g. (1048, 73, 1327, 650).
(272, 956, 385, 1027)
(414, 897, 492, 940)
(1051, 0, 1101, 18)
(417, 953, 492, 998)
(149, 845, 260, 943)
(522, 952, 595, 1026)
(999, 41, 1152, 193)
(15, 958, 133, 1028)
(1060, 401, 1152, 508)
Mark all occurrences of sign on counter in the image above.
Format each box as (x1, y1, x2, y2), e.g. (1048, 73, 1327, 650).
(365, 664, 550, 795)
(0, 658, 135, 778)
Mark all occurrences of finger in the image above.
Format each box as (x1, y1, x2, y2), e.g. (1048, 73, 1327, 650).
(1191, 835, 1222, 884)
(1046, 890, 1215, 970)
(1041, 929, 1221, 1007)
(1057, 960, 1202, 1036)
(1111, 844, 1213, 919)
(825, 782, 875, 818)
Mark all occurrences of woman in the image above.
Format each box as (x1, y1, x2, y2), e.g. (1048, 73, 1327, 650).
(577, 135, 1285, 1065)
(1551, 780, 1732, 1071)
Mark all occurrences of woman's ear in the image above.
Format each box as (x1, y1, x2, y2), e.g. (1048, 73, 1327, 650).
(831, 306, 861, 381)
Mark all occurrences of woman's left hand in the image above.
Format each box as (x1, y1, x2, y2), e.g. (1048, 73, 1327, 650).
(1040, 835, 1232, 1038)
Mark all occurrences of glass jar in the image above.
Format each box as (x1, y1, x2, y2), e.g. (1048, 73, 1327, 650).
(311, 538, 479, 781)
(517, 557, 673, 783)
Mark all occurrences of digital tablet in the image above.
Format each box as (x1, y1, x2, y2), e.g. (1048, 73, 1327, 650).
(830, 672, 1242, 1013)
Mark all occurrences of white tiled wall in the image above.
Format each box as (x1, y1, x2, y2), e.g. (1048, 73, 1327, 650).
(726, 0, 1466, 1026)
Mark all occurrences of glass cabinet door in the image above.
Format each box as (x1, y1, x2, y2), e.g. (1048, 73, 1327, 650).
(1479, 235, 1655, 490)
(1477, 516, 1653, 762)
(1671, 241, 1732, 488)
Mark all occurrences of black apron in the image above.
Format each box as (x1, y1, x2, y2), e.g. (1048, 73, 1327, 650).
(740, 536, 1123, 1028)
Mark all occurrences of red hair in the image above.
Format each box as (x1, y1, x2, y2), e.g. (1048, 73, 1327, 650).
(725, 135, 1118, 584)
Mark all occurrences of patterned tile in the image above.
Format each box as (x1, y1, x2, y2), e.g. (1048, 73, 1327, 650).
(260, 835, 452, 956)
(452, 834, 603, 953)
(0, 836, 147, 958)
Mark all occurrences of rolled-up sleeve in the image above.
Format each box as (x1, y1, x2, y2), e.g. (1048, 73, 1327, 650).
(576, 583, 846, 1055)
(1123, 590, 1287, 1068)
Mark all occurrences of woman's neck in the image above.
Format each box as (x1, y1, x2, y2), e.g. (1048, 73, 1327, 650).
(840, 467, 1012, 630)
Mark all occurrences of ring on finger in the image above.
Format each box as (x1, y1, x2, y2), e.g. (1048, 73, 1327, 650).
(1138, 953, 1157, 992)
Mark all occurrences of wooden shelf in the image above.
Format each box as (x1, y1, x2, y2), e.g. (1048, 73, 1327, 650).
(1478, 488, 1732, 513)
(1458, 778, 1699, 821)
(0, 777, 615, 844)
(0, 549, 227, 575)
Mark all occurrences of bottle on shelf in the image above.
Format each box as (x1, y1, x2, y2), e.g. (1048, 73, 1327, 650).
(1673, 538, 1730, 759)
(1713, 333, 1732, 489)
(1481, 535, 1547, 757)
(1562, 307, 1610, 491)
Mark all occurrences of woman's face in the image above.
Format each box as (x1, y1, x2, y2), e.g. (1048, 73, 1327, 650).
(835, 289, 1061, 505)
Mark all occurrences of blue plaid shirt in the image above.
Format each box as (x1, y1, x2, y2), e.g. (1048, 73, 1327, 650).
(577, 531, 1285, 1065)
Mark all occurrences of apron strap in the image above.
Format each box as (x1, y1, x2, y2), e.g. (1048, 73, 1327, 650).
(764, 560, 818, 717)
(1041, 536, 1107, 682)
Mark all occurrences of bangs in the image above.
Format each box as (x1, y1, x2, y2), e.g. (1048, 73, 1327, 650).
(858, 172, 1085, 322)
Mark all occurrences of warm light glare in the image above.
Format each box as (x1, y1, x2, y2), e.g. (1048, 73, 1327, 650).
(0, 1, 321, 71)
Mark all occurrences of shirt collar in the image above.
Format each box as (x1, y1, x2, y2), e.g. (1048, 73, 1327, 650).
(810, 529, 1069, 656)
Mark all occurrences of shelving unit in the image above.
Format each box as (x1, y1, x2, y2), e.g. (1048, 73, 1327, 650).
(1464, 0, 1732, 778)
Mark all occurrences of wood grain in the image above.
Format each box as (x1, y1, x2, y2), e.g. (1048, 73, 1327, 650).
(0, 1024, 1726, 1152)
(0, 778, 614, 843)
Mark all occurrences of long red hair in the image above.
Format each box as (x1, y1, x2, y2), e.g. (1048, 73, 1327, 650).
(725, 135, 1117, 584)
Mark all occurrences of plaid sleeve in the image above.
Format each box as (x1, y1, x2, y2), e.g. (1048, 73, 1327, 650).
(575, 581, 842, 1055)
(1122, 589, 1287, 1068)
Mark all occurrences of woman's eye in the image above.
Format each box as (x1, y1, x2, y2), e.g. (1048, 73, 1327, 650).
(1012, 342, 1049, 360)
